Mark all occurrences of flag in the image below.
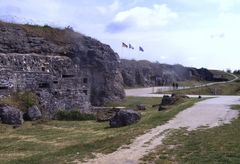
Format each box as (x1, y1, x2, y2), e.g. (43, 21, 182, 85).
(122, 42, 128, 48)
(129, 44, 134, 49)
(139, 46, 144, 52)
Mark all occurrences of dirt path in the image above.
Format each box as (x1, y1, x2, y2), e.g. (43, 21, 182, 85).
(85, 96, 240, 164)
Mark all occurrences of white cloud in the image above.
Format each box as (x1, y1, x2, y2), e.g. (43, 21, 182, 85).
(112, 4, 178, 30)
(218, 0, 240, 11)
(178, 0, 240, 12)
(160, 56, 167, 60)
(96, 0, 120, 14)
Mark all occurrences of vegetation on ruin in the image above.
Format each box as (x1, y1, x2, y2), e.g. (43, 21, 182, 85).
(0, 21, 83, 46)
(0, 91, 39, 112)
(0, 97, 198, 164)
(141, 105, 240, 163)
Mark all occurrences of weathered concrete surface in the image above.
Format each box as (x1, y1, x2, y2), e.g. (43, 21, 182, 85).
(0, 21, 125, 105)
(120, 59, 215, 88)
(0, 21, 125, 117)
(0, 53, 90, 118)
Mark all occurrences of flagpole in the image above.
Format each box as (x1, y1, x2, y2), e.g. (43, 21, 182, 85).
(129, 45, 130, 58)
(121, 46, 123, 56)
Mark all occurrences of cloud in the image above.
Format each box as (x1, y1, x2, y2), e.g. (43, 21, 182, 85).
(218, 0, 240, 12)
(96, 0, 120, 14)
(178, 0, 240, 12)
(106, 4, 178, 32)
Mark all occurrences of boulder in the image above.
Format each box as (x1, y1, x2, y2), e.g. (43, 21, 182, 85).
(0, 105, 23, 125)
(24, 105, 42, 121)
(96, 108, 118, 122)
(161, 94, 189, 106)
(161, 95, 173, 106)
(109, 109, 141, 128)
(136, 104, 146, 110)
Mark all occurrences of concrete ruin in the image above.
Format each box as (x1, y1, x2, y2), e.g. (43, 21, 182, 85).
(0, 21, 125, 118)
(0, 53, 90, 118)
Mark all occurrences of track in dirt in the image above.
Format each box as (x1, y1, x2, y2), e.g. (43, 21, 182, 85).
(85, 96, 240, 164)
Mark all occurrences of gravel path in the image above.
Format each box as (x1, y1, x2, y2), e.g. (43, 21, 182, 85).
(85, 96, 240, 164)
(125, 73, 239, 96)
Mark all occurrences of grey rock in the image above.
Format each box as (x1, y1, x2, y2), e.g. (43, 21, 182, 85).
(161, 95, 174, 106)
(109, 109, 141, 128)
(136, 104, 146, 110)
(161, 94, 189, 106)
(25, 105, 42, 121)
(0, 105, 23, 125)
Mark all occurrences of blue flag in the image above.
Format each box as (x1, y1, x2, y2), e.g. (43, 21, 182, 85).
(122, 42, 128, 48)
(129, 44, 134, 49)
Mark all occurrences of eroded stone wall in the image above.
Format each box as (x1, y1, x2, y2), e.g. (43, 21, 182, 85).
(0, 53, 90, 118)
(0, 22, 125, 106)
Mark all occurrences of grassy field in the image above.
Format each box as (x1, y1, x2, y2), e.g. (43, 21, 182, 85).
(0, 97, 198, 164)
(142, 105, 240, 163)
(162, 80, 240, 95)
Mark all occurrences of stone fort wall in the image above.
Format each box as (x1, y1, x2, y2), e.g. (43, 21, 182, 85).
(0, 53, 91, 118)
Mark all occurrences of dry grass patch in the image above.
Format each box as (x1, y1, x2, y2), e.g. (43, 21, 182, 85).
(0, 97, 198, 164)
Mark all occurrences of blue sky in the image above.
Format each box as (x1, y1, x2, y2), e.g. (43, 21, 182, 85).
(0, 0, 240, 70)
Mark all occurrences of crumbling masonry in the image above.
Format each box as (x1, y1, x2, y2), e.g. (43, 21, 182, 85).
(0, 53, 91, 118)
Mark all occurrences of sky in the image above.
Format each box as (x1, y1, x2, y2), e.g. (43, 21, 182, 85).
(0, 0, 240, 70)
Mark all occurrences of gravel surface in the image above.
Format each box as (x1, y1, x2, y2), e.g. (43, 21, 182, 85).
(85, 96, 240, 164)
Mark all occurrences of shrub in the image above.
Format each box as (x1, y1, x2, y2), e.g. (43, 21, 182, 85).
(55, 111, 96, 121)
(16, 91, 39, 109)
(0, 91, 39, 112)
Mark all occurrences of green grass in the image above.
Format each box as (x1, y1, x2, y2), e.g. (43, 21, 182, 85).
(55, 111, 96, 121)
(142, 105, 240, 163)
(0, 21, 83, 47)
(0, 97, 198, 164)
(106, 96, 162, 108)
(232, 105, 240, 110)
(162, 81, 240, 95)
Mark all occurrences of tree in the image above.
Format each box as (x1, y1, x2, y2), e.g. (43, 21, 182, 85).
(226, 69, 232, 73)
(233, 70, 240, 74)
